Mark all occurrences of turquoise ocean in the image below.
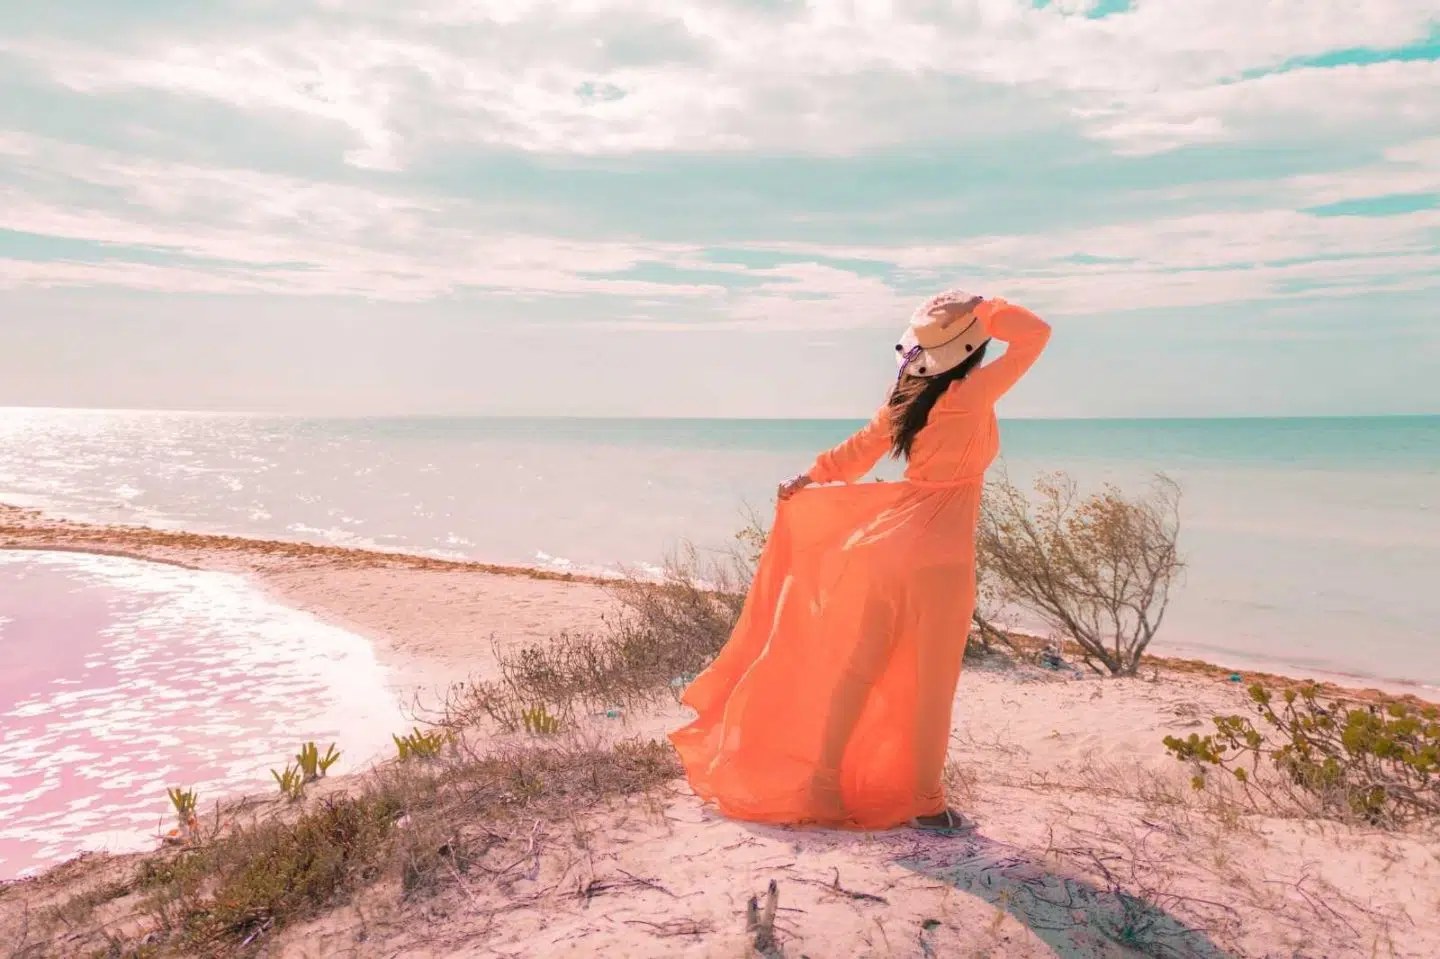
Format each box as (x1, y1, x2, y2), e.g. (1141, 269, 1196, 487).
(2, 409, 1438, 691)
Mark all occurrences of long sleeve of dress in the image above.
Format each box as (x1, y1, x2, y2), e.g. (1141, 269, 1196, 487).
(969, 298, 1051, 401)
(808, 406, 892, 485)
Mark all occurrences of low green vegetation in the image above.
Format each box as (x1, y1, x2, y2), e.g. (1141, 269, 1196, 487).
(32, 471, 1436, 959)
(520, 704, 563, 735)
(12, 738, 680, 957)
(137, 789, 406, 950)
(270, 764, 306, 803)
(392, 727, 449, 762)
(269, 742, 342, 802)
(446, 540, 750, 735)
(1165, 682, 1440, 825)
(165, 787, 199, 843)
(295, 742, 341, 782)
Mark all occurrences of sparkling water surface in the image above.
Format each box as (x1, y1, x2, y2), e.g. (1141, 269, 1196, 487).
(0, 549, 405, 880)
(1, 409, 1437, 687)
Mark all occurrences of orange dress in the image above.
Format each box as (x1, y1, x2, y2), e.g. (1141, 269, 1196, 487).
(669, 299, 1051, 829)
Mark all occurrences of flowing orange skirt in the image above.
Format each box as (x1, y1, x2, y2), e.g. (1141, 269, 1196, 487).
(669, 480, 978, 830)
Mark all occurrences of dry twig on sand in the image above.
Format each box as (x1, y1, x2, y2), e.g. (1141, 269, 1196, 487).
(746, 879, 782, 958)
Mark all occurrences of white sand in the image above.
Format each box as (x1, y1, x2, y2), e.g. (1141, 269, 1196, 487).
(3, 504, 1438, 958)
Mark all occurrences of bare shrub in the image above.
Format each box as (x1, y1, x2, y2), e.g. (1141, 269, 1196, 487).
(605, 541, 751, 679)
(971, 550, 1020, 655)
(443, 532, 756, 732)
(979, 471, 1183, 676)
(1165, 683, 1440, 826)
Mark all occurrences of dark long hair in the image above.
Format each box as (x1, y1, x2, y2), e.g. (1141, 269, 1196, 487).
(887, 343, 988, 459)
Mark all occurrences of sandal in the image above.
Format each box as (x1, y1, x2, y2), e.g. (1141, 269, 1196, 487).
(910, 808, 976, 833)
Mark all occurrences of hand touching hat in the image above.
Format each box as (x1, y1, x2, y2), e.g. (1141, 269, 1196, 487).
(895, 290, 990, 379)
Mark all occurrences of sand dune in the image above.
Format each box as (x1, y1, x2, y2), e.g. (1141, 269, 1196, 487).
(2, 504, 1437, 957)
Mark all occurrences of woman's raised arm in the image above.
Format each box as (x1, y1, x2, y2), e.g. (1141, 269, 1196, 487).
(969, 299, 1051, 401)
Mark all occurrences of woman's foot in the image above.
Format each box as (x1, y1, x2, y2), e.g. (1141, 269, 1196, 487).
(910, 808, 976, 833)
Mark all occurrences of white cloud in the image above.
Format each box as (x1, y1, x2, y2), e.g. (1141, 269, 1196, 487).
(1124, 134, 1440, 212)
(1284, 137, 1440, 206)
(1091, 60, 1440, 155)
(2, 122, 1435, 325)
(1, 3, 1436, 343)
(4, 1, 1435, 161)
(0, 134, 731, 301)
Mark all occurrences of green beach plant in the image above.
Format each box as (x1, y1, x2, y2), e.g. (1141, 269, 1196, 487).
(272, 764, 307, 802)
(165, 787, 200, 843)
(1164, 683, 1440, 825)
(393, 728, 449, 762)
(295, 742, 341, 783)
(36, 740, 681, 955)
(167, 786, 198, 822)
(521, 704, 563, 735)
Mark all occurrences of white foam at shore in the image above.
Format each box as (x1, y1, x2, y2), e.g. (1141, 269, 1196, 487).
(0, 550, 406, 881)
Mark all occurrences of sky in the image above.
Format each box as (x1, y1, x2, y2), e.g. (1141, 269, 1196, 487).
(0, 1, 1436, 419)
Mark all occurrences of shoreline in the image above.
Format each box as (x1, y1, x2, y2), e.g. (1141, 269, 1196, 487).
(0, 501, 621, 706)
(0, 502, 614, 586)
(6, 501, 1440, 956)
(3, 500, 1434, 707)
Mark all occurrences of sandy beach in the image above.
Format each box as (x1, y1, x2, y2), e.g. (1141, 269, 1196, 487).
(2, 502, 1438, 958)
(5, 0, 1439, 952)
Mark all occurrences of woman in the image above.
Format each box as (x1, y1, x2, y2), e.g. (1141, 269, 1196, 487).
(669, 289, 1051, 831)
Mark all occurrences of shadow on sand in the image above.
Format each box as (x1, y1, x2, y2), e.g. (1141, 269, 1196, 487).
(894, 830, 1239, 959)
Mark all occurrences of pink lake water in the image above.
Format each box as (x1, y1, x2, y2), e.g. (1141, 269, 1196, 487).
(0, 550, 405, 881)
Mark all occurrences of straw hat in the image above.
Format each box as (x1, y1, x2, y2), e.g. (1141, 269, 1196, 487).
(895, 289, 991, 379)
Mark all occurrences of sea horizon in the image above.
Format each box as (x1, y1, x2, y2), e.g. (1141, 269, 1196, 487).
(2, 407, 1438, 693)
(5, 404, 1439, 422)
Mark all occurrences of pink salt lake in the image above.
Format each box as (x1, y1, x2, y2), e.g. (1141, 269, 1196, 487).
(0, 550, 404, 880)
